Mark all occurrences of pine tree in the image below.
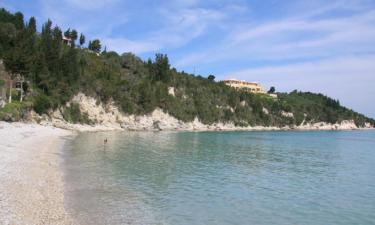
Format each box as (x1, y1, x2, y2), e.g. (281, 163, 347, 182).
(70, 29, 78, 47)
(88, 39, 101, 53)
(154, 53, 170, 82)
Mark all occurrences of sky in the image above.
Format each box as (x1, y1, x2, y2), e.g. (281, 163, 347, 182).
(1, 0, 375, 118)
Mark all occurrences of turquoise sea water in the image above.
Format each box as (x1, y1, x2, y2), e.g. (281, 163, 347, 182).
(64, 131, 375, 225)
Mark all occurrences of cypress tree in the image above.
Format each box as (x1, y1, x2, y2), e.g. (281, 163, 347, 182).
(27, 17, 36, 33)
(79, 33, 85, 47)
(13, 12, 24, 30)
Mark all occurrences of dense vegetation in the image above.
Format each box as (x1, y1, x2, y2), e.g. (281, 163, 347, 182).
(0, 8, 374, 127)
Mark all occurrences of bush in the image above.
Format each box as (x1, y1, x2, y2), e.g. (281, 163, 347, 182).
(0, 101, 32, 121)
(62, 103, 92, 124)
(33, 94, 52, 115)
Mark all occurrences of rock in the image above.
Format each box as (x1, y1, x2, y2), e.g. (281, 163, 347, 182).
(1, 113, 14, 122)
(281, 111, 294, 118)
(295, 120, 359, 130)
(168, 87, 175, 97)
(262, 107, 269, 115)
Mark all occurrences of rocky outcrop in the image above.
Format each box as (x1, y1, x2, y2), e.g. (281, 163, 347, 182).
(296, 120, 359, 130)
(32, 93, 373, 132)
(168, 87, 175, 97)
(262, 107, 269, 115)
(281, 111, 294, 118)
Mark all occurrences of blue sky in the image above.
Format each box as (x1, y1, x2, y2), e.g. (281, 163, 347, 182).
(1, 0, 375, 118)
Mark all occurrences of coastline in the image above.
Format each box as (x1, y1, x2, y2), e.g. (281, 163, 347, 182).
(43, 117, 374, 133)
(0, 122, 75, 225)
(35, 93, 373, 132)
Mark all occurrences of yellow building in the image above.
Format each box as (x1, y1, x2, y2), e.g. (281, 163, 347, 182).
(223, 79, 266, 94)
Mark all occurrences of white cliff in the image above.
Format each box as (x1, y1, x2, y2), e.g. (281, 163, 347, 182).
(38, 93, 372, 132)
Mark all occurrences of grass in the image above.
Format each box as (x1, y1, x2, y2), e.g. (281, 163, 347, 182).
(0, 101, 32, 121)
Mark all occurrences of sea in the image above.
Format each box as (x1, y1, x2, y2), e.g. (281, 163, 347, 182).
(63, 130, 375, 225)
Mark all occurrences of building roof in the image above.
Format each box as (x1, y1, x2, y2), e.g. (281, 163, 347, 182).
(223, 78, 260, 85)
(62, 36, 72, 41)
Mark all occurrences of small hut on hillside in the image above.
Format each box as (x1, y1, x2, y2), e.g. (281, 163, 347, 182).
(62, 36, 73, 47)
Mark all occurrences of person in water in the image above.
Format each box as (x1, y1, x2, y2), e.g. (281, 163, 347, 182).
(104, 138, 108, 144)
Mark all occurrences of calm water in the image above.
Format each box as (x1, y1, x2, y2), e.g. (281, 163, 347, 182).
(63, 131, 375, 225)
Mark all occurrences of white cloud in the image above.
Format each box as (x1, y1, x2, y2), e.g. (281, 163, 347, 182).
(228, 55, 375, 83)
(100, 7, 226, 54)
(176, 4, 375, 67)
(63, 0, 120, 10)
(103, 38, 161, 54)
(154, 7, 226, 47)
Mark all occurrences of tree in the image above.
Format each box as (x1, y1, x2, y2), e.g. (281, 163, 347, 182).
(70, 29, 78, 40)
(52, 26, 62, 41)
(153, 53, 170, 82)
(70, 29, 78, 46)
(0, 23, 17, 57)
(88, 39, 101, 53)
(13, 12, 24, 30)
(268, 86, 275, 93)
(208, 75, 215, 81)
(27, 17, 36, 33)
(64, 28, 70, 39)
(79, 33, 85, 46)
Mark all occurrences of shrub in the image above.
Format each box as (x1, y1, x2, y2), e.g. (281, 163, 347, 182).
(33, 94, 52, 115)
(62, 103, 92, 124)
(0, 101, 32, 121)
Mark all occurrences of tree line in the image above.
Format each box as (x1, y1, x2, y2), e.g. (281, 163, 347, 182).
(0, 8, 374, 127)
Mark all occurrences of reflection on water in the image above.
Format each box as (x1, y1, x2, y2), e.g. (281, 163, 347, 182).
(64, 131, 375, 225)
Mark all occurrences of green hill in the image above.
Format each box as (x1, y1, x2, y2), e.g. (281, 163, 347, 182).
(0, 8, 374, 128)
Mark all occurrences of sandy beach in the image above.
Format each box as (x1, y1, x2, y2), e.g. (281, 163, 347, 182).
(0, 122, 75, 225)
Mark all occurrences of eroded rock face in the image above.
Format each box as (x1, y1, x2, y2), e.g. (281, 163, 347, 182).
(364, 122, 373, 128)
(47, 93, 211, 131)
(38, 92, 370, 132)
(168, 87, 175, 97)
(281, 111, 294, 118)
(262, 108, 269, 115)
(296, 120, 359, 130)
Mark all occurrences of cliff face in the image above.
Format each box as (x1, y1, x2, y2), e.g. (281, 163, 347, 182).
(37, 93, 373, 132)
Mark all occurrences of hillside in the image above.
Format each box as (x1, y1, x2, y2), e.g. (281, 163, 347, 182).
(0, 8, 374, 129)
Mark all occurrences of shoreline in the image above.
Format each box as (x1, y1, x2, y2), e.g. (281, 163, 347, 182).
(0, 122, 75, 225)
(46, 120, 374, 133)
(26, 93, 374, 132)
